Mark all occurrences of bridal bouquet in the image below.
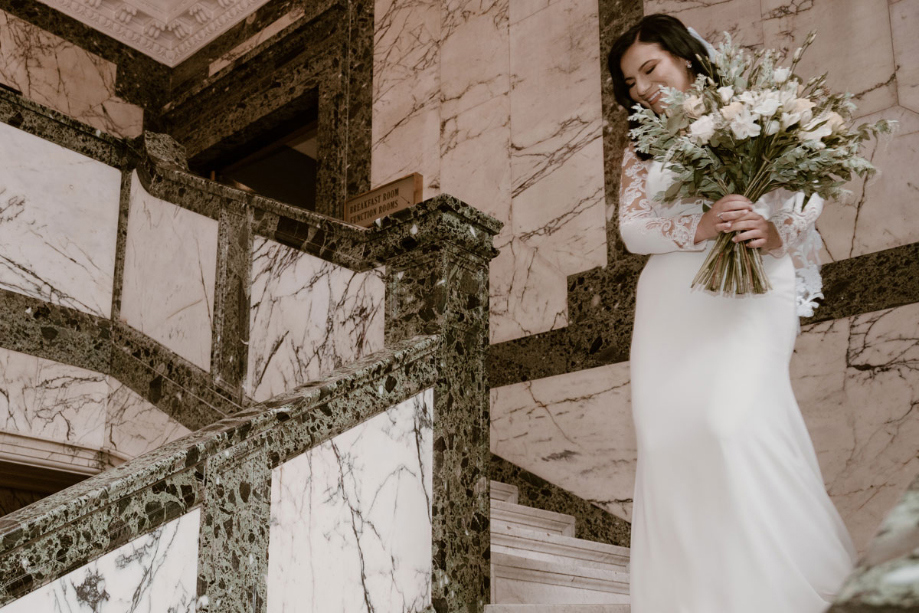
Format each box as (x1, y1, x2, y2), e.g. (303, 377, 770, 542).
(629, 32, 895, 295)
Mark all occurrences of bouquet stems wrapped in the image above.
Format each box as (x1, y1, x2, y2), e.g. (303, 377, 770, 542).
(629, 32, 895, 296)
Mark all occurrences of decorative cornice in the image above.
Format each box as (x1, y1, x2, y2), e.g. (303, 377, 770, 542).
(37, 0, 273, 67)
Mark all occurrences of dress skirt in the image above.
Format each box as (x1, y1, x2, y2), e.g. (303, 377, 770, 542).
(628, 249, 857, 613)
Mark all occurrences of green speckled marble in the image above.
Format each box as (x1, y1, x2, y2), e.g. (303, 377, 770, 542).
(0, 89, 125, 165)
(0, 336, 440, 605)
(0, 289, 111, 373)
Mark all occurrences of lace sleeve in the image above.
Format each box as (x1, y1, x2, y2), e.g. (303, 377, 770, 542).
(767, 192, 824, 258)
(618, 145, 707, 254)
(765, 191, 825, 317)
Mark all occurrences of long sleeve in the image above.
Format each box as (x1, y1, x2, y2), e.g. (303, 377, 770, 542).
(618, 145, 707, 254)
(766, 191, 824, 258)
(761, 190, 825, 317)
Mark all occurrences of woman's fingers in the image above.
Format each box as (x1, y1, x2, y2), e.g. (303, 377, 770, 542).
(730, 216, 768, 244)
(712, 194, 754, 214)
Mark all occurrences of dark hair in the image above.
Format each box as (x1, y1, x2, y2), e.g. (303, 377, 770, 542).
(608, 14, 712, 113)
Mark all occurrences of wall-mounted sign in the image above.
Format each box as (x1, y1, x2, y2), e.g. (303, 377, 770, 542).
(345, 173, 423, 227)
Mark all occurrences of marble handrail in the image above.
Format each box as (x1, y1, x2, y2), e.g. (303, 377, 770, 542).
(0, 334, 439, 605)
(0, 84, 498, 611)
(829, 471, 919, 611)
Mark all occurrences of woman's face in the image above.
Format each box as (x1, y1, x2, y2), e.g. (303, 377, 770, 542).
(620, 40, 693, 114)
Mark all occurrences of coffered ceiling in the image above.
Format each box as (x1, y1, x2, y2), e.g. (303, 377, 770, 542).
(38, 0, 272, 66)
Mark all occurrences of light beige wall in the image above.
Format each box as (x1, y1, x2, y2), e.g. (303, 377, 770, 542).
(372, 0, 609, 345)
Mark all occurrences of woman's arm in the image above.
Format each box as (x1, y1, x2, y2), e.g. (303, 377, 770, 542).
(725, 192, 823, 255)
(618, 145, 708, 254)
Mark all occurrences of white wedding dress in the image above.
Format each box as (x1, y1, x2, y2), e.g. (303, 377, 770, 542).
(619, 145, 857, 613)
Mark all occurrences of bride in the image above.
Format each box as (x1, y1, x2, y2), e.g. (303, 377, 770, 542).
(607, 14, 858, 613)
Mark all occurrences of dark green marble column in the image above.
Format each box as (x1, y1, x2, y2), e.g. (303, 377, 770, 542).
(378, 196, 501, 612)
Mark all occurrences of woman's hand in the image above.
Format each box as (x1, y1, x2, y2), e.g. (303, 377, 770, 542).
(694, 195, 754, 243)
(729, 210, 782, 251)
(694, 195, 783, 251)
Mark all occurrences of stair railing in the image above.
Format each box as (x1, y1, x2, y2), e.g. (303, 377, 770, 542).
(0, 88, 500, 613)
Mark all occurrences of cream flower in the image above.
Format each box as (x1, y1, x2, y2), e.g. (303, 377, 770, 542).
(826, 111, 846, 132)
(799, 115, 833, 142)
(773, 67, 790, 84)
(683, 95, 706, 118)
(717, 86, 734, 104)
(765, 120, 781, 135)
(730, 108, 762, 140)
(751, 93, 782, 118)
(689, 114, 717, 144)
(720, 101, 745, 121)
(790, 98, 816, 115)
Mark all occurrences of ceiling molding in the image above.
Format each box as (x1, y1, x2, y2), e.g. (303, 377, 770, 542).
(38, 0, 274, 67)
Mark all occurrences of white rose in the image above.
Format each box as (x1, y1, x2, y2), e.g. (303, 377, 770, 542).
(730, 108, 762, 140)
(717, 86, 734, 104)
(720, 101, 745, 121)
(765, 120, 781, 135)
(752, 94, 781, 118)
(738, 91, 757, 106)
(682, 95, 706, 118)
(780, 111, 801, 130)
(689, 114, 717, 144)
(773, 67, 790, 84)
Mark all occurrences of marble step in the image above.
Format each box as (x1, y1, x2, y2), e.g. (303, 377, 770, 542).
(486, 606, 630, 613)
(491, 500, 576, 537)
(491, 521, 630, 573)
(491, 480, 519, 504)
(492, 551, 630, 605)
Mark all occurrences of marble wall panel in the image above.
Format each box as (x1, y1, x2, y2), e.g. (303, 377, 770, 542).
(490, 362, 636, 521)
(105, 380, 192, 461)
(792, 303, 919, 554)
(246, 237, 385, 402)
(489, 236, 570, 343)
(0, 508, 200, 612)
(891, 0, 919, 114)
(267, 389, 433, 612)
(761, 0, 896, 119)
(0, 347, 107, 453)
(0, 346, 194, 476)
(644, 0, 764, 48)
(0, 122, 121, 319)
(0, 9, 143, 138)
(372, 0, 442, 197)
(491, 0, 607, 344)
(439, 0, 512, 228)
(817, 106, 919, 261)
(120, 172, 219, 372)
(491, 301, 919, 554)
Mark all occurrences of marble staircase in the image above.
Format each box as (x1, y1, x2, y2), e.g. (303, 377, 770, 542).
(489, 480, 631, 611)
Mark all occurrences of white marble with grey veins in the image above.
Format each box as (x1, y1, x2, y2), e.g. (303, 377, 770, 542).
(246, 237, 385, 402)
(267, 389, 434, 612)
(0, 346, 108, 453)
(0, 9, 144, 138)
(0, 121, 122, 318)
(0, 508, 201, 612)
(120, 172, 219, 372)
(0, 346, 192, 473)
